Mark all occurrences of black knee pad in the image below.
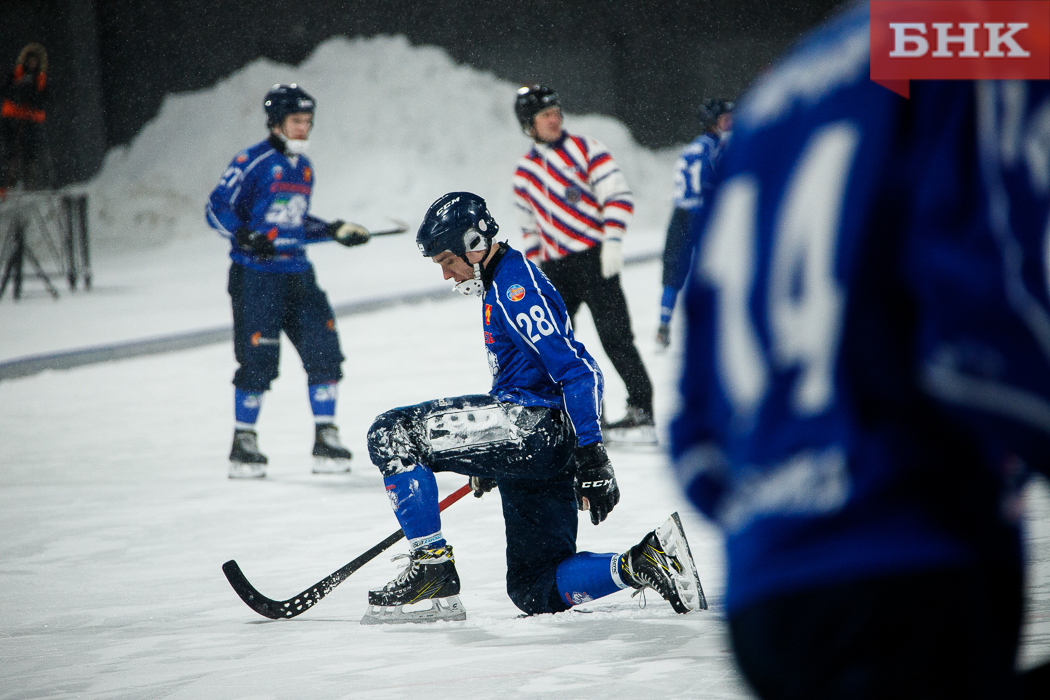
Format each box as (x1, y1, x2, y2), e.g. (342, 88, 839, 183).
(367, 409, 422, 476)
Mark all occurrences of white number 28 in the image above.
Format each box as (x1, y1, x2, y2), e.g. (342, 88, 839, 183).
(516, 305, 556, 342)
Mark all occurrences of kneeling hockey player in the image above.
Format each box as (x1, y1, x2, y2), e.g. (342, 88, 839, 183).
(363, 191, 706, 623)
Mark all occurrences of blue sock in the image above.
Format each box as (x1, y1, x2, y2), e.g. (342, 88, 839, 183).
(555, 552, 629, 607)
(309, 382, 338, 423)
(234, 389, 263, 428)
(659, 286, 679, 326)
(383, 468, 446, 550)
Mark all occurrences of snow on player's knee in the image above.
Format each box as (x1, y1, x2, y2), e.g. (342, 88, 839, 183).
(367, 410, 421, 476)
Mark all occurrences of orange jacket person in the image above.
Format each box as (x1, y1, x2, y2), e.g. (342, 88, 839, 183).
(1, 43, 49, 189)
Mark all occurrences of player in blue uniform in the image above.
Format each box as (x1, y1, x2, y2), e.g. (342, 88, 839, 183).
(206, 84, 371, 479)
(655, 99, 732, 349)
(670, 4, 1050, 698)
(362, 192, 707, 623)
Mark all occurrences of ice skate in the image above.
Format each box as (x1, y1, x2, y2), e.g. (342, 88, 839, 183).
(362, 545, 466, 624)
(603, 405, 658, 446)
(622, 512, 707, 613)
(311, 423, 352, 474)
(229, 428, 267, 479)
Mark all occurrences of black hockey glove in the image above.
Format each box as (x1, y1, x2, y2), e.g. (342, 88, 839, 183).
(573, 442, 619, 525)
(235, 227, 276, 257)
(329, 220, 370, 247)
(470, 475, 497, 498)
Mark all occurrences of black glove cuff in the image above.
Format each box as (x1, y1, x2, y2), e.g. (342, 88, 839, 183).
(326, 220, 345, 239)
(574, 442, 608, 471)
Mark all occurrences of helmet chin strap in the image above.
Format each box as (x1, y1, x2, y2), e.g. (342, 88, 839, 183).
(454, 261, 485, 297)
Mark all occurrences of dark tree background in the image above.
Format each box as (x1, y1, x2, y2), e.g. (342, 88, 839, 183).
(3, 0, 847, 187)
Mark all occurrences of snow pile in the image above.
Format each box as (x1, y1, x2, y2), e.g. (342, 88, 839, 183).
(86, 34, 677, 252)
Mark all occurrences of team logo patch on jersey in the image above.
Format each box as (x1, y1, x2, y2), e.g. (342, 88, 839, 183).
(485, 304, 492, 325)
(507, 284, 526, 302)
(272, 165, 283, 179)
(565, 185, 582, 204)
(303, 167, 311, 182)
(236, 152, 248, 163)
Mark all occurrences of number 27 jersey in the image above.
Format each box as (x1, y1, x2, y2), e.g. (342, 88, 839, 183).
(483, 246, 604, 446)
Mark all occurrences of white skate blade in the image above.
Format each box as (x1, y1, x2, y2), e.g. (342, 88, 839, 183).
(657, 512, 708, 611)
(228, 462, 266, 479)
(361, 595, 466, 625)
(603, 424, 658, 447)
(312, 456, 351, 474)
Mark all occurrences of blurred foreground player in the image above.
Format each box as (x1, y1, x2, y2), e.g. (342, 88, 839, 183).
(206, 84, 371, 478)
(362, 192, 707, 623)
(671, 5, 1050, 699)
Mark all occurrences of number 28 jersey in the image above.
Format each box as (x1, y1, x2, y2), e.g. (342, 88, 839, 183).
(482, 245, 604, 446)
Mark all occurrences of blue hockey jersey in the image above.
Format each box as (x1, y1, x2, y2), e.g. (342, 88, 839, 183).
(483, 245, 604, 446)
(662, 131, 729, 293)
(673, 131, 726, 212)
(670, 4, 1050, 615)
(205, 137, 332, 273)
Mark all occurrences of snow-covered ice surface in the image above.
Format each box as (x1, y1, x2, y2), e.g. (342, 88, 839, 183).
(1, 35, 1048, 700)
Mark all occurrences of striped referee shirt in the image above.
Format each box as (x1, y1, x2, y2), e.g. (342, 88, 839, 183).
(513, 131, 634, 262)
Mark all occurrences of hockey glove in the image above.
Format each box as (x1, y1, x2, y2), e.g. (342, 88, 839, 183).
(235, 227, 276, 257)
(655, 323, 671, 349)
(329, 220, 370, 247)
(600, 238, 623, 278)
(573, 442, 619, 525)
(470, 475, 497, 498)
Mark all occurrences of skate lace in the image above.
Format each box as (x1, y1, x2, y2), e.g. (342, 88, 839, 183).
(628, 546, 676, 602)
(239, 432, 259, 452)
(388, 553, 420, 586)
(317, 425, 341, 447)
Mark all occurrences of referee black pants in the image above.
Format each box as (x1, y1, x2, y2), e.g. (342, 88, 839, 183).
(541, 246, 653, 414)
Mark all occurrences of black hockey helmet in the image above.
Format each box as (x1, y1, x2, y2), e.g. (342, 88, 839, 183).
(697, 98, 734, 129)
(264, 84, 316, 128)
(515, 85, 560, 130)
(417, 192, 499, 259)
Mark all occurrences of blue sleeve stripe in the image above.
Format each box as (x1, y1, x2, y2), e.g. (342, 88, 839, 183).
(243, 149, 274, 176)
(206, 203, 235, 240)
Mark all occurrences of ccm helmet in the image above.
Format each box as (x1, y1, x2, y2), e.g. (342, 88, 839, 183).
(514, 85, 560, 130)
(697, 98, 734, 130)
(263, 84, 316, 128)
(417, 192, 499, 296)
(417, 192, 499, 259)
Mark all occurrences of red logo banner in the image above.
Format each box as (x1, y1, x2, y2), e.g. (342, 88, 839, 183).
(871, 1, 1050, 97)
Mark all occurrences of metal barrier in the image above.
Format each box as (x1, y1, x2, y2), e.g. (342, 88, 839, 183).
(0, 191, 90, 301)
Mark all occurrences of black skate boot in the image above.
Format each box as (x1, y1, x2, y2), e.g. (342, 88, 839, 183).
(362, 545, 466, 624)
(604, 405, 658, 446)
(229, 428, 267, 479)
(621, 512, 707, 613)
(311, 423, 352, 474)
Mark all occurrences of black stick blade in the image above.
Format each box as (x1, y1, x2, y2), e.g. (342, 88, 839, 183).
(222, 559, 325, 619)
(222, 483, 472, 620)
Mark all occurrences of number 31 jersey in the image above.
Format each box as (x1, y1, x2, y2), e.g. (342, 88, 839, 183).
(482, 245, 604, 447)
